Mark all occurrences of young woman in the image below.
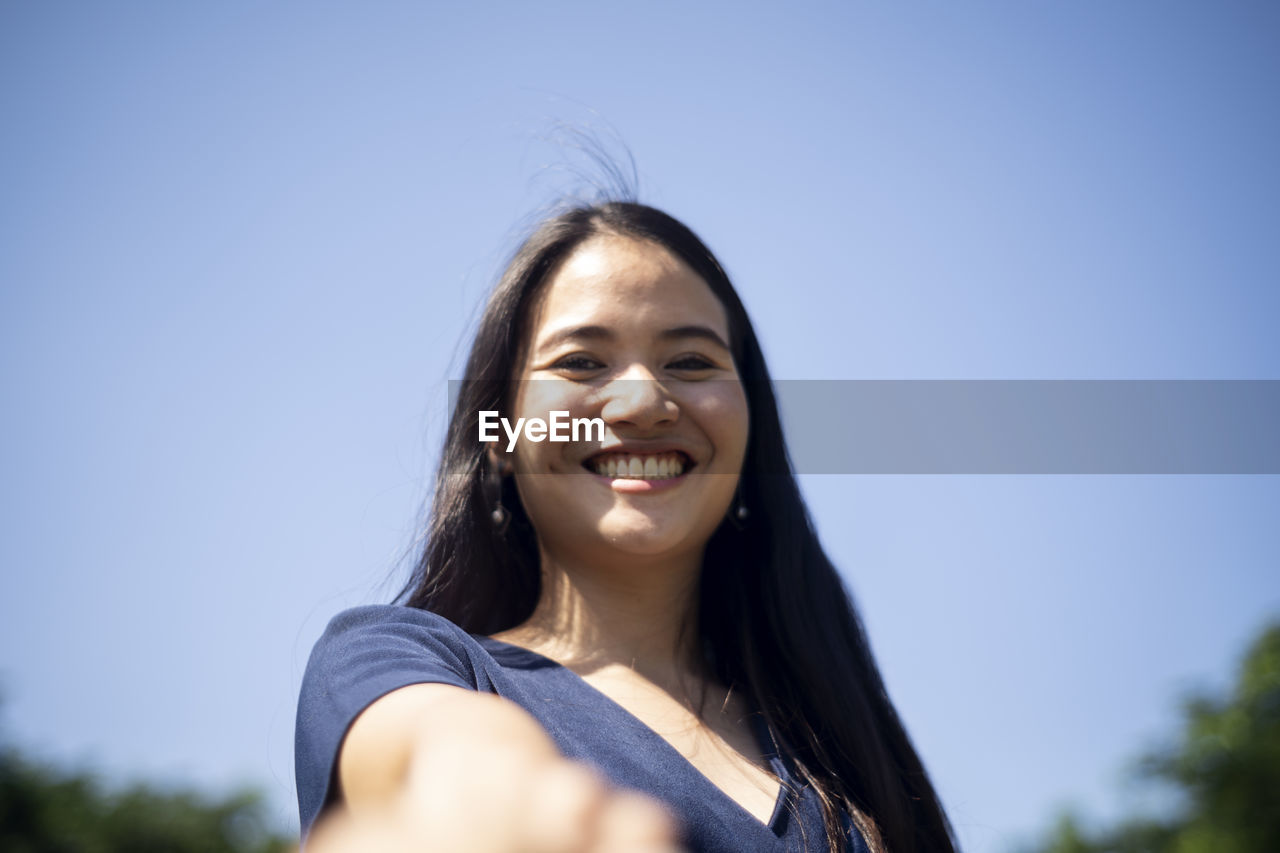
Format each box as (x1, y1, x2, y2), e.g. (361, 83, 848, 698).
(295, 201, 958, 853)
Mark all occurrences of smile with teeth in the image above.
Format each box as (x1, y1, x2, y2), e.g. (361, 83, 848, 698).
(588, 452, 690, 480)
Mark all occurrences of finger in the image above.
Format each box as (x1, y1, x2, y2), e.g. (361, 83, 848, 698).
(594, 790, 683, 850)
(516, 761, 610, 853)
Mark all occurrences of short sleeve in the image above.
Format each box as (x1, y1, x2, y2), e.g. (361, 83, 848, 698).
(294, 605, 491, 837)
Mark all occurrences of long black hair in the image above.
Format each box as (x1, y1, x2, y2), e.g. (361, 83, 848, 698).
(398, 201, 958, 853)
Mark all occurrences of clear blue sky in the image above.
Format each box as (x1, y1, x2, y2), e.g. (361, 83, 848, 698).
(1, 3, 1277, 850)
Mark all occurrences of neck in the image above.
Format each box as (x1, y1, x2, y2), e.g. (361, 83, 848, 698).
(497, 546, 706, 685)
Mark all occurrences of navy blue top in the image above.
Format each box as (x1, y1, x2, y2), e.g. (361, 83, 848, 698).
(295, 605, 870, 853)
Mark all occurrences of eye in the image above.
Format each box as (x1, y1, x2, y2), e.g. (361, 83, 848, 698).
(667, 355, 717, 371)
(551, 354, 605, 372)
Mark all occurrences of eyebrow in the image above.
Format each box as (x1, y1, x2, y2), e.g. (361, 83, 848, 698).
(536, 324, 732, 352)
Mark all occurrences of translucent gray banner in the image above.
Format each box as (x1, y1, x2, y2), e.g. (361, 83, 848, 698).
(775, 380, 1279, 474)
(448, 380, 1280, 474)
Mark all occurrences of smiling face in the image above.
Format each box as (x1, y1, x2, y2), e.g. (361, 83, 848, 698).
(505, 234, 750, 570)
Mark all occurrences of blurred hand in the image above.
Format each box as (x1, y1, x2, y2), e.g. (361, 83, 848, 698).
(308, 712, 684, 853)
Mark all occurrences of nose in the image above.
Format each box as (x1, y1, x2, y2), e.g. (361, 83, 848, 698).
(599, 369, 679, 432)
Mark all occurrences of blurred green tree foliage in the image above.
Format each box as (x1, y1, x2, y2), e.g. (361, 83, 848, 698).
(1026, 620, 1280, 853)
(0, 741, 291, 853)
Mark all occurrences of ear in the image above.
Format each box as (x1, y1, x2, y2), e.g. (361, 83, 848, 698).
(486, 446, 514, 476)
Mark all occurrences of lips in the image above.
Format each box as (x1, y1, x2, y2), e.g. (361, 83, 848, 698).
(582, 450, 695, 480)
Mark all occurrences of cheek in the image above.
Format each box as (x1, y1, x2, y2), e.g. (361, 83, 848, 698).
(508, 383, 585, 472)
(517, 379, 597, 424)
(703, 386, 751, 462)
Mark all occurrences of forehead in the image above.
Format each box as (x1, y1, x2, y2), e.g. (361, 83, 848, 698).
(525, 235, 730, 345)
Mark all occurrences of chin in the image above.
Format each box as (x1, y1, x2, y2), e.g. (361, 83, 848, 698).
(597, 526, 680, 554)
(593, 512, 717, 559)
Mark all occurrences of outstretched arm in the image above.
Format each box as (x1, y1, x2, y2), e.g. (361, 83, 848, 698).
(306, 683, 683, 853)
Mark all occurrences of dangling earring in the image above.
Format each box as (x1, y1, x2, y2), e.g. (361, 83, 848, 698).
(486, 460, 511, 534)
(728, 487, 749, 531)
(491, 500, 510, 534)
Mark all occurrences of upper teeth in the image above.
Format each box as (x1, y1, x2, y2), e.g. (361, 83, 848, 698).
(592, 453, 686, 480)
